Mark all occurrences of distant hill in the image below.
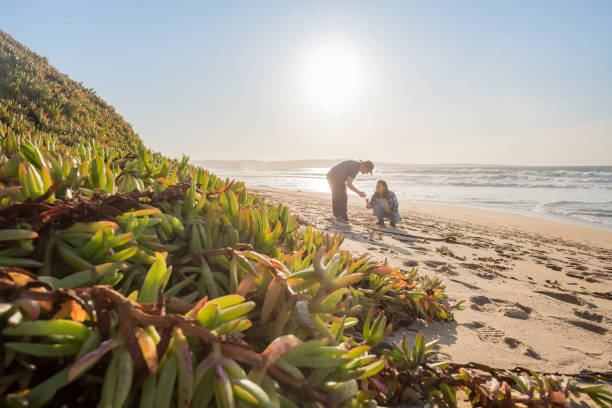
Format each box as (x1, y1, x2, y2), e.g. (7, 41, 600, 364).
(192, 159, 486, 170)
(0, 29, 140, 150)
(192, 159, 354, 170)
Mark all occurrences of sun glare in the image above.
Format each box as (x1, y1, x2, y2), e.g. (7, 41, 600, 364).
(302, 43, 364, 112)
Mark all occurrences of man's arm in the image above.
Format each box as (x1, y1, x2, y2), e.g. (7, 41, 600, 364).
(346, 176, 366, 197)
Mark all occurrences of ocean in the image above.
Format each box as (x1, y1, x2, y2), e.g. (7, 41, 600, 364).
(197, 164, 612, 231)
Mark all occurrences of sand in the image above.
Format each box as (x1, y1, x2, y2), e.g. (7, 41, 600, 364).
(253, 187, 612, 376)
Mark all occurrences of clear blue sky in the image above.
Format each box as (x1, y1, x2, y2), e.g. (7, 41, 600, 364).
(2, 1, 611, 165)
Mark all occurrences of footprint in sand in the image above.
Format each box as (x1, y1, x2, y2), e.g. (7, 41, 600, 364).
(465, 325, 545, 360)
(425, 260, 448, 268)
(535, 290, 584, 306)
(524, 347, 544, 360)
(470, 295, 506, 312)
(573, 309, 603, 323)
(503, 337, 521, 349)
(567, 320, 607, 335)
(503, 308, 531, 320)
(463, 321, 505, 343)
(469, 296, 532, 320)
(470, 295, 499, 309)
(554, 317, 608, 335)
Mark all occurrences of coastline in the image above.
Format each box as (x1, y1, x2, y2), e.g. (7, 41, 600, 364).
(206, 164, 612, 233)
(254, 186, 612, 249)
(253, 186, 612, 374)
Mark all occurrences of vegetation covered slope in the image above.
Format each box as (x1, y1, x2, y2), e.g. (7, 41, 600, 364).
(0, 29, 140, 151)
(0, 32, 609, 408)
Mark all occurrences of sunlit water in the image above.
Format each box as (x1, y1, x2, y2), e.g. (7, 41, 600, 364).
(196, 164, 612, 231)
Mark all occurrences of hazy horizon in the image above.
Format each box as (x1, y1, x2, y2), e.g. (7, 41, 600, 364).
(2, 1, 612, 166)
(195, 159, 612, 168)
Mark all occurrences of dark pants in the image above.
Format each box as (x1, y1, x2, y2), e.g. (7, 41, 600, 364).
(327, 177, 348, 219)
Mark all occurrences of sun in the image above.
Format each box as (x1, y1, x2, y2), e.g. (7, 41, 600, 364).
(302, 43, 364, 112)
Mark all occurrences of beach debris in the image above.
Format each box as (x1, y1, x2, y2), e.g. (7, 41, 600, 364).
(435, 245, 466, 260)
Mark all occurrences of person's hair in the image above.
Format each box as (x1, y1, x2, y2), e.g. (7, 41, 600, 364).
(374, 179, 389, 199)
(360, 160, 374, 172)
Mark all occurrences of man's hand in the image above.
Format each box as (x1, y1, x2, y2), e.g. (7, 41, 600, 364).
(346, 176, 366, 197)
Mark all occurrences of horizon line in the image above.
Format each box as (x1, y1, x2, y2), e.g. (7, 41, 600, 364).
(190, 159, 612, 168)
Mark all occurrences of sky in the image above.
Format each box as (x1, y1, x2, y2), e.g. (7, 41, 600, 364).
(2, 1, 612, 165)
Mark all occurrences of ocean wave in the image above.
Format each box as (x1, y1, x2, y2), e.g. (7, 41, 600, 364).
(532, 201, 612, 225)
(536, 200, 612, 206)
(388, 179, 612, 189)
(209, 165, 612, 228)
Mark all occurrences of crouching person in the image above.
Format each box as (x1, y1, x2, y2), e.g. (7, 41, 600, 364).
(366, 180, 401, 227)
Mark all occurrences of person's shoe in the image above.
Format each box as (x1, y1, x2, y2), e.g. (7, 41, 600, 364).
(377, 219, 385, 226)
(336, 216, 349, 223)
(390, 220, 396, 227)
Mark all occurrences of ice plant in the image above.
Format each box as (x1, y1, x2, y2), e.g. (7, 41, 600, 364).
(0, 29, 608, 407)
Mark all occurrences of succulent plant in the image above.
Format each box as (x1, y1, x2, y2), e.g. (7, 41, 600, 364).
(0, 28, 608, 408)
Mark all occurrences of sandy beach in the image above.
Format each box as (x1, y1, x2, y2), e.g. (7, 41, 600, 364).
(253, 187, 612, 374)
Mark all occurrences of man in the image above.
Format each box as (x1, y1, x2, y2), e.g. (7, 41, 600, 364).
(326, 160, 374, 221)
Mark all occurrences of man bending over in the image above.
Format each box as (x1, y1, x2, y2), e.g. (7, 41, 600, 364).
(326, 160, 374, 222)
